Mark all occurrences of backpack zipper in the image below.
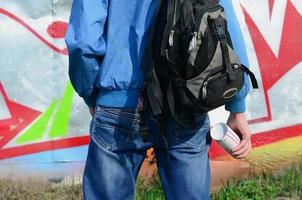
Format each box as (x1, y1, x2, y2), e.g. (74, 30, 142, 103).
(202, 81, 208, 100)
(188, 31, 198, 53)
(169, 30, 175, 46)
(188, 4, 222, 53)
(161, 0, 177, 57)
(201, 64, 242, 100)
(201, 73, 225, 100)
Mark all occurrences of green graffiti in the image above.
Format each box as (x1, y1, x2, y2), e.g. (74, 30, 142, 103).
(49, 81, 75, 138)
(16, 80, 75, 143)
(16, 100, 58, 144)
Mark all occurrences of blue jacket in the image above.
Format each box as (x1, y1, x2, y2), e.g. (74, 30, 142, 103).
(65, 0, 250, 112)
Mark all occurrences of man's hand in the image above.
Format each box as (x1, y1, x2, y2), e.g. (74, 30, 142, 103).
(89, 106, 95, 117)
(227, 112, 252, 159)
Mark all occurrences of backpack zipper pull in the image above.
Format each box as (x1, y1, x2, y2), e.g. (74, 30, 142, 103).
(202, 81, 208, 100)
(169, 30, 175, 46)
(188, 31, 198, 53)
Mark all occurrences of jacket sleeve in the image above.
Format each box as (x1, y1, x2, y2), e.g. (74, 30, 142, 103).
(221, 0, 251, 113)
(225, 72, 251, 113)
(65, 0, 108, 107)
(225, 19, 251, 113)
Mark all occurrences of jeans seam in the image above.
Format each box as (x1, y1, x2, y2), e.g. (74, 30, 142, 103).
(175, 138, 208, 150)
(96, 107, 140, 122)
(102, 110, 139, 121)
(174, 126, 210, 150)
(93, 119, 138, 135)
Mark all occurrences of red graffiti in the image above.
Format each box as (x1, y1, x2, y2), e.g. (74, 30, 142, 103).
(0, 83, 90, 159)
(0, 9, 87, 159)
(0, 8, 68, 55)
(211, 2, 302, 158)
(0, 83, 41, 149)
(268, 0, 275, 18)
(242, 1, 302, 124)
(47, 21, 68, 39)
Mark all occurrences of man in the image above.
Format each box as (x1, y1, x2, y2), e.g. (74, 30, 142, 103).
(65, 0, 252, 199)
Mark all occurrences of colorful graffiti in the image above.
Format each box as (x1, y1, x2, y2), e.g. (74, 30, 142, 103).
(207, 0, 302, 187)
(0, 5, 88, 161)
(0, 0, 301, 187)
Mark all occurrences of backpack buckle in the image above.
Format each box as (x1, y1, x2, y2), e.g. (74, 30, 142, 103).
(215, 25, 226, 39)
(161, 49, 170, 61)
(172, 78, 186, 87)
(213, 19, 226, 39)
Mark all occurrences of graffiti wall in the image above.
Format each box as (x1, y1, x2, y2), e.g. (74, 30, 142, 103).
(0, 0, 88, 180)
(208, 0, 302, 187)
(0, 0, 301, 188)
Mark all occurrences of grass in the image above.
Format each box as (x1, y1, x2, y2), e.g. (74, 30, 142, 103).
(136, 163, 302, 200)
(211, 164, 302, 200)
(0, 163, 301, 200)
(0, 179, 82, 200)
(135, 174, 165, 200)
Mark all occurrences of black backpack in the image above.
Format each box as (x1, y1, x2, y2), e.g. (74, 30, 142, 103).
(145, 0, 258, 127)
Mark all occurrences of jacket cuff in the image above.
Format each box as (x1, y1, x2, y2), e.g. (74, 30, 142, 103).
(83, 96, 96, 107)
(225, 98, 246, 113)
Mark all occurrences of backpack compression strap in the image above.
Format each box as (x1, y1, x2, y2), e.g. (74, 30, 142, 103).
(142, 0, 164, 116)
(166, 78, 185, 125)
(242, 64, 259, 89)
(213, 19, 235, 81)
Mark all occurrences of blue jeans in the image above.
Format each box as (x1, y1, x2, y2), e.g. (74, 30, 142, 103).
(83, 105, 212, 200)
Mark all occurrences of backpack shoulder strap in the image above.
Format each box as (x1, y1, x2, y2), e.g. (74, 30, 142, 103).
(213, 19, 235, 80)
(141, 0, 165, 116)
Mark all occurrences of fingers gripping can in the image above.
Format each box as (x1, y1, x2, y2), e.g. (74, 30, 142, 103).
(210, 123, 241, 154)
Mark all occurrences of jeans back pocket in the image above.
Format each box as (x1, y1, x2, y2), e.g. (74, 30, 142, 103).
(90, 106, 140, 151)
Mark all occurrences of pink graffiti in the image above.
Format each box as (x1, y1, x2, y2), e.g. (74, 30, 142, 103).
(0, 8, 68, 55)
